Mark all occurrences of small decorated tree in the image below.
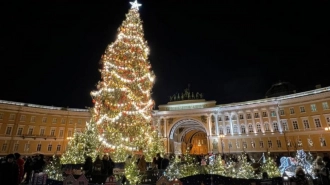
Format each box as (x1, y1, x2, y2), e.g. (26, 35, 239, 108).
(211, 155, 226, 176)
(44, 154, 63, 181)
(165, 155, 181, 180)
(261, 153, 281, 178)
(236, 154, 255, 179)
(124, 156, 143, 185)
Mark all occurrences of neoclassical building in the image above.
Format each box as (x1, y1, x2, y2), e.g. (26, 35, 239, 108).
(152, 84, 330, 157)
(0, 83, 330, 157)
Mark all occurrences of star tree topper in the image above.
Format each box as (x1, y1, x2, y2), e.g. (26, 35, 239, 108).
(130, 0, 142, 10)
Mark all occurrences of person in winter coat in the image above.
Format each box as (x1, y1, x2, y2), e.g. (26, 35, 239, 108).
(92, 155, 104, 184)
(0, 154, 19, 185)
(83, 156, 93, 180)
(138, 155, 147, 172)
(14, 153, 25, 184)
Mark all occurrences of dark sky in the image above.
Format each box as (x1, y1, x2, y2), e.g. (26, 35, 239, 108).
(0, 0, 329, 108)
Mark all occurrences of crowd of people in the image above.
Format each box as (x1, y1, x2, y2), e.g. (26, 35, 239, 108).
(0, 153, 46, 185)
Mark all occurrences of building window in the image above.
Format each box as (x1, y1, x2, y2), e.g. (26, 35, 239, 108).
(226, 126, 231, 134)
(322, 102, 329, 110)
(243, 141, 247, 148)
(270, 111, 276, 117)
(28, 128, 34, 135)
(52, 118, 57, 123)
(219, 127, 224, 134)
(57, 145, 61, 151)
(69, 119, 73, 124)
(20, 115, 26, 122)
(37, 144, 42, 151)
(277, 140, 282, 148)
(268, 140, 273, 148)
(320, 138, 327, 147)
(42, 117, 47, 123)
(239, 115, 244, 119)
(303, 120, 310, 129)
(40, 128, 45, 136)
(259, 141, 264, 148)
(256, 124, 261, 133)
(17, 127, 23, 136)
(2, 143, 7, 151)
(282, 121, 288, 131)
(241, 125, 246, 134)
(59, 130, 64, 137)
(251, 141, 255, 148)
(236, 141, 240, 148)
(254, 112, 259, 118)
(273, 122, 279, 131)
(290, 108, 295, 114)
(68, 130, 72, 137)
(314, 118, 321, 128)
(6, 126, 12, 135)
(30, 116, 36, 123)
(9, 114, 15, 120)
(233, 125, 238, 134)
(61, 118, 66, 124)
(326, 117, 330, 126)
(292, 121, 299, 130)
(248, 124, 253, 133)
(262, 112, 267, 117)
(50, 129, 55, 136)
(78, 119, 82, 124)
(300, 107, 305, 113)
(264, 123, 270, 131)
(247, 114, 251, 119)
(48, 144, 52, 151)
(280, 109, 285, 115)
(13, 143, 19, 151)
(0, 113, 3, 119)
(225, 116, 229, 121)
(311, 104, 317, 112)
(24, 144, 30, 152)
(228, 142, 232, 148)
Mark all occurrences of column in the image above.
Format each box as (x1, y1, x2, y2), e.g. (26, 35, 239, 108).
(276, 106, 283, 133)
(235, 112, 241, 134)
(164, 118, 167, 138)
(207, 114, 212, 136)
(244, 112, 248, 134)
(229, 114, 234, 135)
(259, 110, 265, 133)
(267, 109, 273, 132)
(215, 114, 219, 136)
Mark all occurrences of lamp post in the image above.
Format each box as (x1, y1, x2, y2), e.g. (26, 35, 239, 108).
(220, 134, 225, 156)
(198, 140, 201, 154)
(325, 126, 330, 131)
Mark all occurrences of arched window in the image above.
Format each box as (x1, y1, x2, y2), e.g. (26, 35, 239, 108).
(248, 124, 253, 133)
(226, 126, 231, 134)
(233, 125, 238, 134)
(241, 125, 246, 134)
(256, 123, 261, 132)
(219, 127, 224, 134)
(264, 123, 270, 131)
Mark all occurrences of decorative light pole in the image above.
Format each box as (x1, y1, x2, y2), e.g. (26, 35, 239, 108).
(220, 134, 225, 156)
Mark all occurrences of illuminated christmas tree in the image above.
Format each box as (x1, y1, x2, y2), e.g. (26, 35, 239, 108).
(261, 153, 281, 178)
(211, 155, 226, 176)
(90, 0, 162, 162)
(165, 155, 182, 180)
(61, 127, 85, 164)
(60, 122, 100, 164)
(124, 156, 143, 185)
(236, 154, 255, 179)
(144, 128, 165, 162)
(44, 154, 63, 181)
(179, 148, 200, 178)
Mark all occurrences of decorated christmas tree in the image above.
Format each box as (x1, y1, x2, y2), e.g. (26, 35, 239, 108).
(81, 119, 100, 160)
(90, 0, 163, 162)
(261, 152, 281, 178)
(165, 155, 182, 180)
(210, 155, 226, 176)
(236, 154, 255, 179)
(44, 154, 63, 181)
(144, 127, 165, 162)
(124, 155, 143, 185)
(179, 148, 200, 178)
(61, 127, 85, 164)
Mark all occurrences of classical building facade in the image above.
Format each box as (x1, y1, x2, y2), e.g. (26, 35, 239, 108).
(0, 100, 90, 156)
(1, 85, 330, 157)
(152, 86, 330, 157)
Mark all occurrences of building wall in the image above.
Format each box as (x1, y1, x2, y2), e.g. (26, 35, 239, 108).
(0, 100, 91, 156)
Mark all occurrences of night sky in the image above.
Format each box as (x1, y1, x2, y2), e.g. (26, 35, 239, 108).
(0, 0, 329, 109)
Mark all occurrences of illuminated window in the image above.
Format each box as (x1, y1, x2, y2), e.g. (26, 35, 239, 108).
(241, 125, 246, 134)
(322, 102, 329, 110)
(311, 104, 317, 112)
(290, 108, 295, 114)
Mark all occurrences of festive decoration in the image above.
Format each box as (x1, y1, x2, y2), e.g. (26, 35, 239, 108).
(144, 128, 165, 162)
(165, 155, 182, 180)
(44, 154, 63, 181)
(60, 121, 101, 164)
(90, 0, 163, 162)
(236, 154, 255, 179)
(210, 155, 226, 176)
(179, 148, 200, 178)
(61, 127, 85, 164)
(260, 152, 281, 178)
(124, 156, 143, 185)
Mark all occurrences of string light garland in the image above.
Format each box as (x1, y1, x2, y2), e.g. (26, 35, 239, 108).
(90, 0, 163, 162)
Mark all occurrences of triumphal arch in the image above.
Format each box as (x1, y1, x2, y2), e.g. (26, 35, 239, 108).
(152, 91, 220, 155)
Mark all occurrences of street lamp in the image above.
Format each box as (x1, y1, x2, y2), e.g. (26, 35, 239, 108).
(325, 126, 330, 131)
(198, 140, 201, 154)
(219, 134, 225, 156)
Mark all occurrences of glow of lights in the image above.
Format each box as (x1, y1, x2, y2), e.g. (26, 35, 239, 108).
(130, 0, 141, 10)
